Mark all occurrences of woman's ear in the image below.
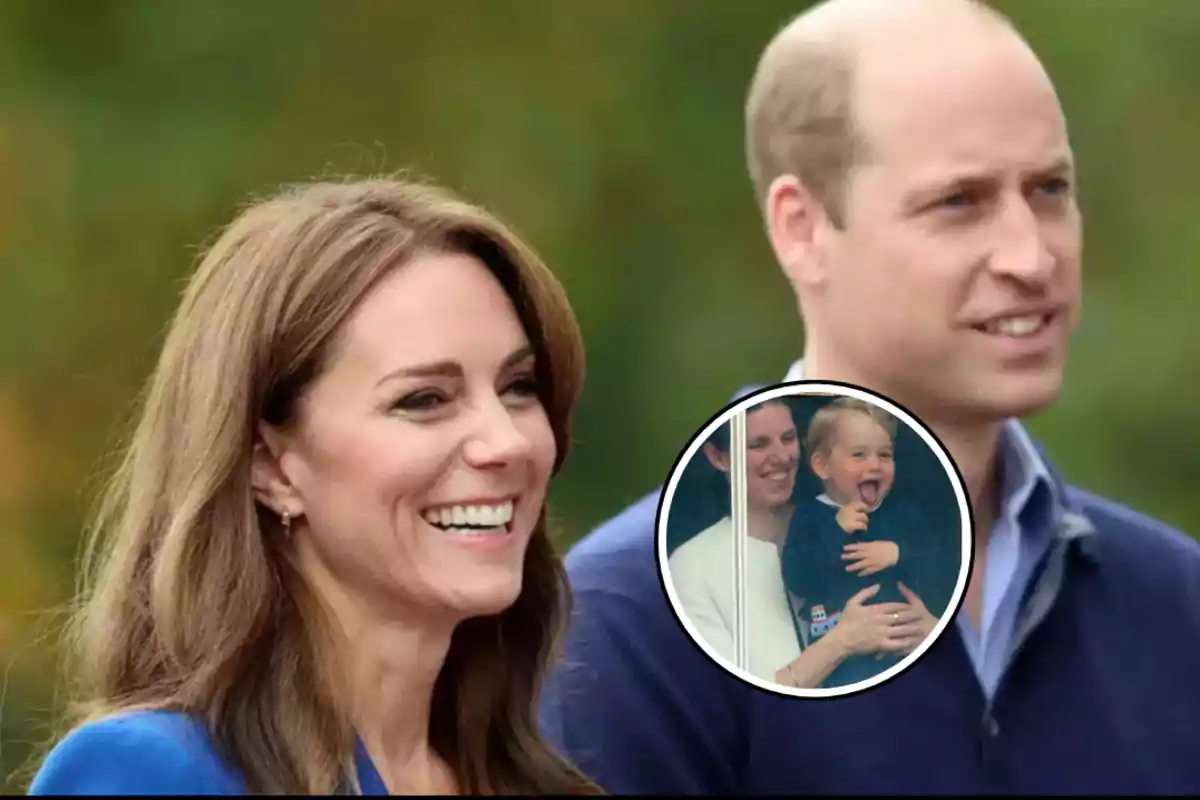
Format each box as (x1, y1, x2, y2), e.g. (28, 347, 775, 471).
(251, 422, 304, 518)
(702, 443, 730, 473)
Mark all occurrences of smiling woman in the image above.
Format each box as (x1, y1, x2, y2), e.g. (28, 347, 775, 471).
(665, 399, 805, 681)
(28, 177, 599, 795)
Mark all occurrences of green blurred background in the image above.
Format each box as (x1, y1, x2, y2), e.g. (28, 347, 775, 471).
(2, 0, 1198, 789)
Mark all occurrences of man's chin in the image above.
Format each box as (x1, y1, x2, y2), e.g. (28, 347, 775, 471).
(968, 370, 1065, 421)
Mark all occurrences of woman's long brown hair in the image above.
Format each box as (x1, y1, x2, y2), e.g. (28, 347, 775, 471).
(53, 177, 599, 794)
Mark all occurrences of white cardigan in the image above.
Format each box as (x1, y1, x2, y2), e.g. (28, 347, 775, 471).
(666, 516, 805, 682)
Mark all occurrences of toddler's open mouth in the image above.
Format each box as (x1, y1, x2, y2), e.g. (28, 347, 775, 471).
(858, 479, 882, 505)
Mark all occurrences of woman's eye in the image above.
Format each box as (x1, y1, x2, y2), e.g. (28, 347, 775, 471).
(393, 390, 448, 412)
(505, 375, 540, 398)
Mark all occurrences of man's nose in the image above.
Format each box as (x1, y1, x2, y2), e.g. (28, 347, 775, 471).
(989, 195, 1056, 286)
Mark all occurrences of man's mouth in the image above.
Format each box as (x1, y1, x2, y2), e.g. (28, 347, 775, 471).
(971, 312, 1054, 338)
(421, 499, 515, 536)
(858, 480, 882, 505)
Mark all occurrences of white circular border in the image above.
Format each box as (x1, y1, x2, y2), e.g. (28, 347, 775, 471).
(656, 380, 974, 699)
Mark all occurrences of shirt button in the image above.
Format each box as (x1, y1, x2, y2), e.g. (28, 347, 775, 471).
(982, 713, 1000, 738)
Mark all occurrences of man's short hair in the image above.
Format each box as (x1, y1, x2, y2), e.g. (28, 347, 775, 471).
(744, 0, 1011, 229)
(744, 24, 859, 228)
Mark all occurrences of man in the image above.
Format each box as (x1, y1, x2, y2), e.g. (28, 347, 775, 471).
(539, 0, 1200, 794)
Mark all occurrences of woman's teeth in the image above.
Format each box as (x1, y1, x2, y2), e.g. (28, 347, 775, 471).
(422, 500, 514, 534)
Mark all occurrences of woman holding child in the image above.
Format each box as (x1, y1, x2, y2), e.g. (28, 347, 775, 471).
(667, 397, 937, 689)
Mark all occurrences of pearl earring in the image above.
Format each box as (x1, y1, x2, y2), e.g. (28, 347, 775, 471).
(280, 510, 292, 537)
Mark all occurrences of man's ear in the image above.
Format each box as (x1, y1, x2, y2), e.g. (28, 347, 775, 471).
(764, 174, 836, 291)
(702, 443, 730, 473)
(250, 422, 304, 518)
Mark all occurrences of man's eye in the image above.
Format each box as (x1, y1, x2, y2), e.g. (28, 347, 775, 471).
(1035, 177, 1071, 197)
(940, 190, 976, 208)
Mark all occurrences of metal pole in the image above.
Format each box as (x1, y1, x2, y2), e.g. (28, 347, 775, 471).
(729, 409, 749, 673)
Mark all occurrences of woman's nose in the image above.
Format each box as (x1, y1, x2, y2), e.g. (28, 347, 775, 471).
(462, 399, 533, 468)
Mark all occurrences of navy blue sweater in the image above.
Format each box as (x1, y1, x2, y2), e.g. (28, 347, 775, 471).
(780, 494, 962, 687)
(540, 478, 1200, 794)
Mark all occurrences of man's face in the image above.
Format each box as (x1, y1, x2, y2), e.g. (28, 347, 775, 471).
(813, 29, 1082, 422)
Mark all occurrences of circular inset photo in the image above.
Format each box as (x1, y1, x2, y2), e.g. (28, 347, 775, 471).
(656, 381, 972, 698)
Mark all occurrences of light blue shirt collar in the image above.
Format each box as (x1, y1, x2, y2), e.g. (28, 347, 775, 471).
(780, 358, 1096, 696)
(781, 358, 1098, 695)
(781, 358, 1094, 545)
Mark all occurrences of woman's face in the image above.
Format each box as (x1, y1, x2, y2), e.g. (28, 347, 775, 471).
(263, 251, 556, 623)
(706, 402, 800, 512)
(743, 402, 801, 510)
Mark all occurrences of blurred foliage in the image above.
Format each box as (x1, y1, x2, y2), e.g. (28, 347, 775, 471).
(2, 0, 1198, 789)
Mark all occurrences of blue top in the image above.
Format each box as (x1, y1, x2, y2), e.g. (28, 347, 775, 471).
(538, 385, 1200, 793)
(28, 709, 388, 795)
(780, 492, 961, 687)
